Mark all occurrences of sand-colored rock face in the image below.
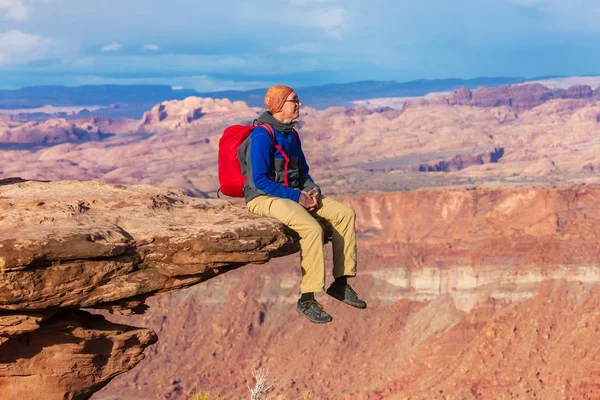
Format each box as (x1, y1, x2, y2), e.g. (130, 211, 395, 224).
(93, 186, 600, 400)
(0, 179, 296, 399)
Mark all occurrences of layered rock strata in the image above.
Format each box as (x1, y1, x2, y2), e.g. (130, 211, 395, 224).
(0, 179, 294, 399)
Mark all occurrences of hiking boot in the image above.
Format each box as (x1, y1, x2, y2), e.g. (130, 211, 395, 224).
(326, 283, 367, 309)
(296, 299, 333, 324)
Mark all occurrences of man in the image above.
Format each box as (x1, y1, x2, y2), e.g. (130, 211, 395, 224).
(238, 85, 366, 324)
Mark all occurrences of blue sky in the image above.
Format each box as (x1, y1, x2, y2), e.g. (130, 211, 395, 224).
(1, 0, 599, 91)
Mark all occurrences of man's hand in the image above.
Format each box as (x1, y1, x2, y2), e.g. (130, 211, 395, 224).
(306, 187, 321, 211)
(299, 192, 317, 210)
(307, 187, 320, 199)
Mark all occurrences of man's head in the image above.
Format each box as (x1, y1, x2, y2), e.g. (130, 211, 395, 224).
(264, 85, 302, 123)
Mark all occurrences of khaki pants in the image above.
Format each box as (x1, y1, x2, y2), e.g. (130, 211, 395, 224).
(247, 195, 357, 293)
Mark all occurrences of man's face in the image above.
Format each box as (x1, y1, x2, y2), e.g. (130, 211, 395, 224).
(278, 91, 302, 122)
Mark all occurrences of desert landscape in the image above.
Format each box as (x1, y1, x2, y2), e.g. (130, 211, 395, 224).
(2, 82, 600, 195)
(2, 80, 600, 399)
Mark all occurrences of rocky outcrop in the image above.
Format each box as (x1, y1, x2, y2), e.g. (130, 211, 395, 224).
(447, 86, 472, 104)
(566, 84, 594, 98)
(0, 179, 296, 399)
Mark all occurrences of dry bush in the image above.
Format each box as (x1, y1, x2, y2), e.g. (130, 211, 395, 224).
(247, 368, 277, 400)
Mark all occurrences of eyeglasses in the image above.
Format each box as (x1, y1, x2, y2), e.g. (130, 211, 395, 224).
(285, 99, 301, 105)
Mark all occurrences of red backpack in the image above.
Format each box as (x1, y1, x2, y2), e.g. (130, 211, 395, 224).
(218, 123, 298, 198)
(218, 123, 273, 197)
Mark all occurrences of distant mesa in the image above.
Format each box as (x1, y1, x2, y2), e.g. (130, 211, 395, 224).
(443, 83, 600, 113)
(139, 96, 257, 131)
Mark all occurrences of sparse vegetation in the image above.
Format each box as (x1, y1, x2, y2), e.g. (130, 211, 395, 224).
(189, 391, 220, 400)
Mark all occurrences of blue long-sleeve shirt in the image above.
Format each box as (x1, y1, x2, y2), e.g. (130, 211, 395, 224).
(238, 125, 318, 203)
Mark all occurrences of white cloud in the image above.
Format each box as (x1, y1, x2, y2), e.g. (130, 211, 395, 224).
(288, 0, 349, 39)
(311, 7, 347, 39)
(241, 0, 350, 39)
(0, 29, 51, 65)
(143, 44, 161, 51)
(0, 0, 28, 21)
(101, 42, 122, 52)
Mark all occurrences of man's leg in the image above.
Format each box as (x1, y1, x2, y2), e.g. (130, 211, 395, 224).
(313, 196, 366, 309)
(313, 196, 357, 279)
(247, 195, 326, 293)
(247, 195, 333, 323)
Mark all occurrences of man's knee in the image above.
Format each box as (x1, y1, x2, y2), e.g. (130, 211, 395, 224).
(302, 220, 324, 240)
(345, 206, 356, 220)
(338, 204, 356, 223)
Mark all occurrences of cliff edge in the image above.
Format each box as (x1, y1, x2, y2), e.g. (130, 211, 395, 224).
(0, 179, 296, 399)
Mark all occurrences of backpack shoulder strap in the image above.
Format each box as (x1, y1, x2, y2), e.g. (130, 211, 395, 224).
(257, 123, 276, 147)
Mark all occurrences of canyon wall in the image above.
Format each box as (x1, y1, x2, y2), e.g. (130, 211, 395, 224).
(95, 186, 600, 400)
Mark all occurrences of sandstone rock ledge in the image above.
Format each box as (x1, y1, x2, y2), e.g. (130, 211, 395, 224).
(0, 179, 295, 399)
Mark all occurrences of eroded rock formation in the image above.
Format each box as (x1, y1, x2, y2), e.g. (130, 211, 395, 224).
(0, 179, 296, 399)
